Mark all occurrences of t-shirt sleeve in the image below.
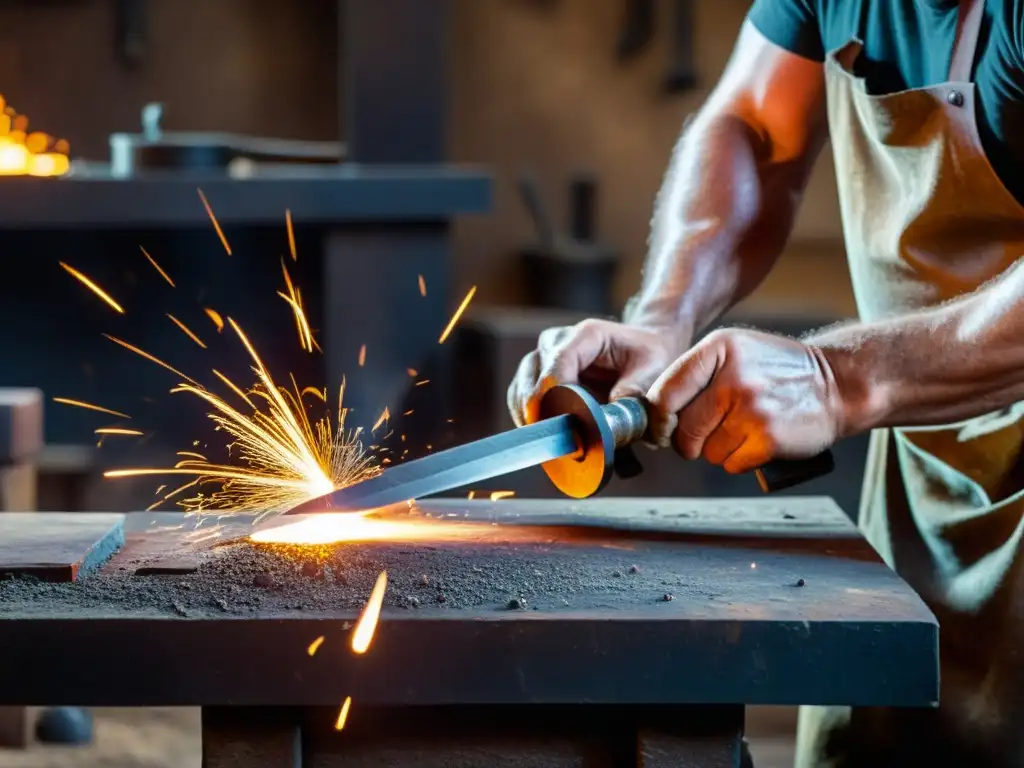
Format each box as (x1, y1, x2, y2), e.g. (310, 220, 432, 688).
(747, 0, 825, 62)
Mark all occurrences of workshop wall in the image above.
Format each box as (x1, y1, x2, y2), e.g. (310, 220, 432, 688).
(0, 0, 338, 154)
(0, 0, 852, 319)
(450, 0, 854, 317)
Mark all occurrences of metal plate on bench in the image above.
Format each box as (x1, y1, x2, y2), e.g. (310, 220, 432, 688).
(0, 512, 124, 581)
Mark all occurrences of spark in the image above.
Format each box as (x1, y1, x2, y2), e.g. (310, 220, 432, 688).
(328, 569, 391, 736)
(335, 697, 352, 731)
(53, 397, 131, 420)
(104, 334, 199, 387)
(438, 286, 477, 344)
(64, 200, 385, 524)
(278, 260, 317, 352)
(105, 319, 380, 517)
(141, 247, 175, 287)
(417, 274, 427, 296)
(351, 571, 387, 654)
(197, 188, 232, 255)
(407, 368, 417, 377)
(285, 209, 297, 261)
(204, 308, 225, 332)
(105, 315, 382, 520)
(211, 369, 254, 408)
(59, 262, 124, 314)
(489, 491, 515, 501)
(372, 407, 389, 432)
(307, 636, 325, 656)
(358, 344, 366, 367)
(302, 387, 327, 402)
(415, 379, 429, 387)
(167, 314, 207, 348)
(95, 427, 144, 437)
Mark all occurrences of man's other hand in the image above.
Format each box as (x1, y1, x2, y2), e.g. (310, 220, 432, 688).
(507, 319, 689, 427)
(647, 328, 845, 473)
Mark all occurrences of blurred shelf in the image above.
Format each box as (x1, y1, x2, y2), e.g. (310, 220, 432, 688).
(0, 164, 492, 229)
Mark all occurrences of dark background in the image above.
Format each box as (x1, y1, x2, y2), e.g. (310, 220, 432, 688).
(0, 0, 865, 514)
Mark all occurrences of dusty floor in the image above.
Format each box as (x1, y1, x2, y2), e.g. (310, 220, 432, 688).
(0, 707, 796, 767)
(0, 709, 200, 768)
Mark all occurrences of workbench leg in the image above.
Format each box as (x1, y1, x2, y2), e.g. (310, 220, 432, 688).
(302, 704, 746, 767)
(637, 704, 747, 768)
(201, 707, 303, 768)
(0, 389, 42, 748)
(0, 706, 28, 748)
(303, 704, 625, 767)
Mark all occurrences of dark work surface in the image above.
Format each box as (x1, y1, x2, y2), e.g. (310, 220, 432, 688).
(0, 166, 491, 228)
(0, 499, 938, 708)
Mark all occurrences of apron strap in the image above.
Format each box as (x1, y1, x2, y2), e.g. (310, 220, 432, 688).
(948, 0, 985, 82)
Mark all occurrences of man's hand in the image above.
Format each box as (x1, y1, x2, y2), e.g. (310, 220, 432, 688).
(646, 328, 846, 473)
(507, 319, 689, 427)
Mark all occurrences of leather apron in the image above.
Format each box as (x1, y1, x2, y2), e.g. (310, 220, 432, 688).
(794, 1, 1024, 766)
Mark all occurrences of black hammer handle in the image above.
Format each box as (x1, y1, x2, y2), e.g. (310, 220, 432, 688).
(600, 397, 834, 493)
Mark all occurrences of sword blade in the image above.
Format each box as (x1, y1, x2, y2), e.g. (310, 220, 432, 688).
(283, 415, 578, 515)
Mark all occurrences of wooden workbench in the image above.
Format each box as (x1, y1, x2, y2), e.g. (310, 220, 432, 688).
(0, 498, 938, 767)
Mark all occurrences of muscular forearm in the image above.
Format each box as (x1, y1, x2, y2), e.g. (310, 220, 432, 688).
(625, 110, 816, 336)
(808, 260, 1024, 434)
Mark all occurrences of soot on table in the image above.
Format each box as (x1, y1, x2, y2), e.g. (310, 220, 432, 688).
(0, 538, 719, 618)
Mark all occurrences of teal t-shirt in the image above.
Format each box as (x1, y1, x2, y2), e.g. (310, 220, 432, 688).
(747, 0, 1024, 205)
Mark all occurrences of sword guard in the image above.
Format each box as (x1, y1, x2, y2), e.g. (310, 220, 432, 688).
(539, 384, 648, 498)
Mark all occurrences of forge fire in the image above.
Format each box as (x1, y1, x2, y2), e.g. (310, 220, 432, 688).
(0, 93, 69, 177)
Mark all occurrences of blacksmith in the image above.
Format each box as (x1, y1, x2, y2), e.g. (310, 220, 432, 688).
(507, 1, 1024, 765)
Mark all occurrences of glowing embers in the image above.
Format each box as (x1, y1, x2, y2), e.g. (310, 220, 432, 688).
(351, 571, 387, 654)
(303, 572, 389, 732)
(248, 511, 507, 546)
(0, 94, 70, 177)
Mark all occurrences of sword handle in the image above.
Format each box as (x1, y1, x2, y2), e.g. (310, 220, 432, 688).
(753, 451, 835, 493)
(601, 397, 649, 447)
(605, 396, 834, 493)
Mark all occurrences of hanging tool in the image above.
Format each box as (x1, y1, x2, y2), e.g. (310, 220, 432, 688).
(617, 0, 655, 61)
(517, 171, 557, 253)
(518, 170, 619, 315)
(663, 0, 697, 93)
(283, 384, 835, 515)
(115, 0, 147, 68)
